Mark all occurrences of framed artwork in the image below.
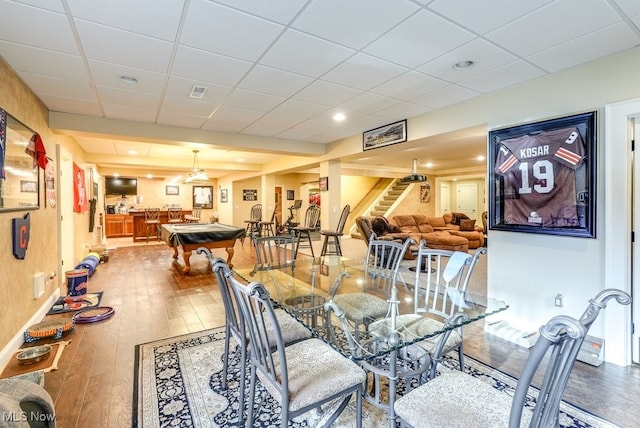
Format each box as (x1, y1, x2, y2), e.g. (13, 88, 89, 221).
(20, 180, 37, 193)
(192, 185, 213, 209)
(319, 176, 328, 191)
(420, 184, 431, 203)
(363, 119, 407, 151)
(489, 111, 596, 238)
(243, 189, 257, 201)
(287, 190, 294, 200)
(165, 185, 179, 195)
(220, 188, 228, 203)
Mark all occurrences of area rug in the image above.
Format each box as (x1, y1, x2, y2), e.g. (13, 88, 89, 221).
(133, 327, 617, 428)
(0, 340, 71, 379)
(46, 291, 103, 315)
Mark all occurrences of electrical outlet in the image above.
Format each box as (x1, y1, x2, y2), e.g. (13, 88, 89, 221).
(554, 293, 564, 308)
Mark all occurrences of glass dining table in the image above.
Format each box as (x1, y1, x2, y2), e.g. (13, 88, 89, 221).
(233, 255, 508, 426)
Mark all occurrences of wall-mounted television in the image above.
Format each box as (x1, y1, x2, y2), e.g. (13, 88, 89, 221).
(105, 177, 138, 195)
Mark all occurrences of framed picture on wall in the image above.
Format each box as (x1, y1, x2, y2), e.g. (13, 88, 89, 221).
(488, 111, 596, 238)
(319, 177, 328, 191)
(165, 185, 179, 195)
(193, 185, 213, 209)
(363, 119, 407, 151)
(287, 190, 294, 200)
(220, 188, 228, 203)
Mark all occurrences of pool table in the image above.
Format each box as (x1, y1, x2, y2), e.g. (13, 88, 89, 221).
(161, 223, 245, 273)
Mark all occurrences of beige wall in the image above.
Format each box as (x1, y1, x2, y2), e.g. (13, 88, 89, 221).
(0, 59, 92, 354)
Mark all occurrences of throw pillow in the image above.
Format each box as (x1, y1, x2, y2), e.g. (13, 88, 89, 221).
(460, 219, 476, 231)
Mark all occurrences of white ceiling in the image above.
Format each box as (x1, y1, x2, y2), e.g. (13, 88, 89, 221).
(1, 0, 639, 178)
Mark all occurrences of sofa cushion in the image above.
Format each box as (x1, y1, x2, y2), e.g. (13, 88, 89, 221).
(388, 223, 403, 233)
(460, 219, 477, 231)
(428, 216, 446, 228)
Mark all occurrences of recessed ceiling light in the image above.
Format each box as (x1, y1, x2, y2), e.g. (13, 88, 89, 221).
(476, 155, 485, 161)
(425, 162, 434, 168)
(453, 60, 475, 70)
(118, 75, 139, 84)
(128, 150, 137, 155)
(146, 174, 153, 179)
(237, 158, 245, 162)
(333, 112, 346, 122)
(113, 173, 120, 178)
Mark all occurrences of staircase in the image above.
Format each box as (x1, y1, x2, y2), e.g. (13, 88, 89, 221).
(351, 179, 410, 239)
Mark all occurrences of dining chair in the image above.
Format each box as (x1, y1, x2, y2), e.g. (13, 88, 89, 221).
(144, 208, 161, 242)
(292, 204, 321, 258)
(331, 235, 413, 340)
(184, 207, 201, 223)
(249, 233, 296, 277)
(167, 207, 182, 223)
(320, 204, 350, 257)
(259, 208, 277, 237)
(368, 243, 486, 378)
(199, 249, 311, 422)
(244, 204, 262, 238)
(229, 275, 366, 428)
(394, 289, 631, 428)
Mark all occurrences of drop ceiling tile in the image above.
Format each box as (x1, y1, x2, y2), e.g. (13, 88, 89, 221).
(276, 117, 327, 141)
(159, 96, 217, 117)
(293, 0, 418, 49)
(0, 42, 87, 81)
(87, 59, 166, 93)
(224, 88, 286, 112)
(102, 103, 157, 122)
(243, 113, 305, 137)
(338, 92, 403, 116)
(411, 85, 480, 110)
(416, 39, 518, 83)
(37, 95, 103, 116)
(113, 140, 157, 156)
(157, 110, 209, 129)
(322, 53, 408, 91)
(96, 85, 161, 109)
(75, 20, 174, 72)
(293, 80, 362, 106)
(459, 60, 545, 93)
(270, 99, 330, 118)
(527, 22, 640, 73)
(0, 1, 78, 53)
(181, 0, 284, 61)
(202, 105, 264, 132)
(67, 0, 184, 41)
(19, 74, 94, 100)
(238, 65, 313, 97)
(210, 0, 306, 25)
(371, 71, 448, 101)
(485, 0, 622, 57)
(172, 46, 252, 87)
(165, 76, 232, 103)
(428, 0, 553, 34)
(374, 101, 432, 121)
(363, 9, 474, 68)
(76, 136, 117, 154)
(612, 0, 640, 16)
(260, 29, 355, 78)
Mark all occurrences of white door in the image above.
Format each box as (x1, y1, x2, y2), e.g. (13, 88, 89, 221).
(57, 145, 74, 280)
(457, 182, 478, 218)
(440, 182, 451, 215)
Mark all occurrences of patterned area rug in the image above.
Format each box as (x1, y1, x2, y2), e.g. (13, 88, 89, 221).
(133, 327, 617, 428)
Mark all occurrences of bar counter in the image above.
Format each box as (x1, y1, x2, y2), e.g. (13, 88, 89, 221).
(128, 209, 193, 242)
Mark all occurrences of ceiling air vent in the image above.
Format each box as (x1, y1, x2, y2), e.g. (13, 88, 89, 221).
(189, 85, 207, 99)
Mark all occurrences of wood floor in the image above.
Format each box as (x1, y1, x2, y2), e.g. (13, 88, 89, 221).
(36, 238, 640, 427)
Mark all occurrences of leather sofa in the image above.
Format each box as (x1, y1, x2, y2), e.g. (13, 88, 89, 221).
(389, 214, 469, 252)
(426, 212, 485, 248)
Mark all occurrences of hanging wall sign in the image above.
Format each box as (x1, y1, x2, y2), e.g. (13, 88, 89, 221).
(12, 213, 30, 259)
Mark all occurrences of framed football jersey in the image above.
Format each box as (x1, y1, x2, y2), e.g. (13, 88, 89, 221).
(489, 111, 596, 238)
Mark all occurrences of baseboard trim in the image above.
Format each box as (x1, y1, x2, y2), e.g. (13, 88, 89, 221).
(0, 288, 61, 371)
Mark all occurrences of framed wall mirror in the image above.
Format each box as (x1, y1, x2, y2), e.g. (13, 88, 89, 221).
(0, 109, 40, 211)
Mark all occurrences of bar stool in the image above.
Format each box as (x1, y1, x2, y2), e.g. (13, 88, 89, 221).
(320, 204, 350, 257)
(185, 207, 201, 223)
(167, 207, 182, 223)
(292, 204, 321, 258)
(144, 208, 161, 242)
(259, 208, 277, 237)
(244, 204, 262, 237)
